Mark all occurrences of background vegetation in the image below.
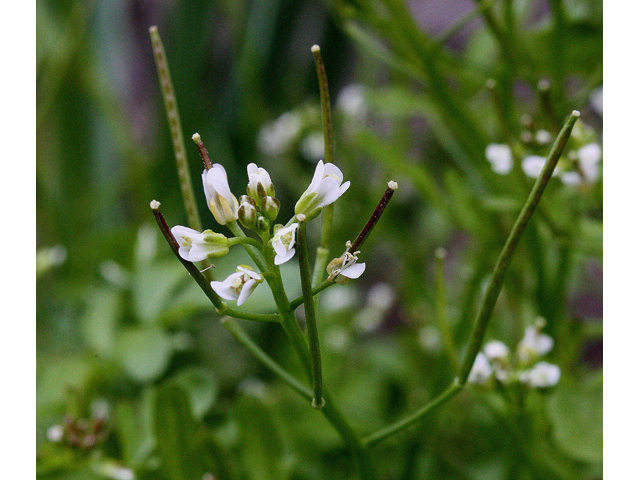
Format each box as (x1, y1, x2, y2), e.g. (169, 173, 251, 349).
(37, 0, 602, 479)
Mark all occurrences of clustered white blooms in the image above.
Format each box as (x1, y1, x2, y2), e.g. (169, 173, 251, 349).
(326, 242, 366, 285)
(468, 318, 560, 388)
(170, 158, 362, 306)
(484, 119, 602, 187)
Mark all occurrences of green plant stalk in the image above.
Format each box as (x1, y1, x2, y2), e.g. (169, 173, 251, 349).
(296, 220, 325, 408)
(149, 26, 202, 232)
(311, 45, 335, 288)
(363, 110, 580, 446)
(434, 248, 460, 372)
(221, 317, 313, 400)
(150, 201, 279, 323)
(458, 110, 581, 383)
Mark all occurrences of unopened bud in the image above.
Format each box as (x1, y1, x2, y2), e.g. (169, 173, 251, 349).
(238, 196, 257, 229)
(261, 195, 280, 221)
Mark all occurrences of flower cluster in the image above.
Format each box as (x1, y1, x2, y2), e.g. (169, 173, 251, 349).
(468, 318, 561, 388)
(484, 99, 602, 187)
(170, 157, 361, 306)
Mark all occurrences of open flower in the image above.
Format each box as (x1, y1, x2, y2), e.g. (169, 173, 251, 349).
(294, 160, 350, 221)
(485, 143, 513, 174)
(271, 223, 298, 265)
(247, 163, 275, 201)
(171, 226, 230, 262)
(517, 325, 554, 364)
(202, 165, 239, 225)
(468, 352, 492, 385)
(210, 266, 263, 306)
(520, 361, 561, 387)
(326, 249, 365, 285)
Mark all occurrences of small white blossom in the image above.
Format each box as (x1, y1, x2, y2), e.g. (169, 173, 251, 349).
(257, 112, 303, 156)
(485, 143, 513, 174)
(202, 165, 239, 225)
(590, 87, 603, 116)
(247, 163, 275, 201)
(271, 223, 298, 265)
(171, 226, 229, 262)
(535, 129, 553, 145)
(299, 131, 325, 161)
(576, 143, 602, 182)
(47, 424, 64, 442)
(336, 84, 367, 118)
(211, 266, 263, 306)
(326, 250, 366, 285)
(521, 155, 547, 178)
(560, 171, 583, 185)
(468, 352, 492, 384)
(517, 325, 554, 364)
(295, 160, 351, 220)
(520, 361, 561, 387)
(484, 340, 510, 361)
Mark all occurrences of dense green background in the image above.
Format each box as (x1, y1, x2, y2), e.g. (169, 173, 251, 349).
(37, 1, 602, 479)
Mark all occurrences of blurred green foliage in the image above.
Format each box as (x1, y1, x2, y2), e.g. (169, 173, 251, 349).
(37, 0, 602, 479)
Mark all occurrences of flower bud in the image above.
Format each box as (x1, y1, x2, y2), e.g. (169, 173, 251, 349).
(261, 195, 280, 221)
(202, 165, 239, 225)
(238, 195, 257, 229)
(295, 160, 350, 221)
(171, 226, 230, 261)
(247, 163, 275, 202)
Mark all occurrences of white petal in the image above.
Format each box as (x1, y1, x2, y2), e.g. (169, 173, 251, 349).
(237, 279, 257, 305)
(237, 266, 262, 281)
(274, 248, 296, 265)
(211, 280, 238, 301)
(306, 160, 325, 193)
(339, 262, 366, 279)
(322, 162, 344, 184)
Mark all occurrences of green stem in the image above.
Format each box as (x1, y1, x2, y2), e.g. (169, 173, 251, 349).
(221, 317, 312, 399)
(296, 220, 325, 408)
(363, 381, 463, 447)
(226, 221, 269, 273)
(434, 248, 459, 372)
(149, 26, 202, 232)
(151, 201, 279, 323)
(458, 110, 580, 383)
(228, 236, 264, 251)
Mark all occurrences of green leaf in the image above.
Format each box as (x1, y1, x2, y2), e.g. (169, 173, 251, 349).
(83, 288, 123, 358)
(116, 327, 174, 382)
(154, 384, 203, 480)
(232, 394, 289, 480)
(131, 260, 186, 324)
(173, 367, 219, 420)
(546, 376, 603, 462)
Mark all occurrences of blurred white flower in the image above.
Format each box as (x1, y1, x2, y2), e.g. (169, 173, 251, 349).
(521, 155, 547, 178)
(336, 84, 367, 118)
(484, 340, 510, 361)
(211, 266, 263, 306)
(47, 424, 64, 442)
(560, 171, 583, 185)
(485, 143, 513, 174)
(271, 223, 298, 266)
(300, 131, 325, 161)
(576, 143, 602, 182)
(418, 325, 442, 353)
(535, 129, 552, 145)
(517, 325, 554, 364)
(468, 352, 492, 384)
(257, 112, 303, 156)
(590, 86, 603, 116)
(520, 361, 561, 387)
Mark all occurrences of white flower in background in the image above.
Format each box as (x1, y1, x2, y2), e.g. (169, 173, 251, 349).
(271, 223, 298, 265)
(590, 86, 603, 116)
(418, 325, 442, 353)
(326, 250, 366, 285)
(560, 171, 583, 185)
(576, 143, 602, 182)
(257, 111, 303, 156)
(295, 160, 351, 220)
(468, 352, 493, 384)
(336, 84, 367, 118)
(517, 325, 554, 364)
(171, 226, 229, 262)
(247, 163, 275, 201)
(485, 143, 513, 174)
(535, 129, 553, 145)
(521, 155, 547, 178)
(202, 165, 239, 225)
(300, 131, 325, 161)
(484, 340, 510, 361)
(211, 266, 263, 306)
(47, 424, 64, 442)
(520, 361, 561, 387)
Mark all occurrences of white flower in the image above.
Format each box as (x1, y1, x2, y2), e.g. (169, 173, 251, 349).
(468, 352, 492, 384)
(271, 223, 298, 265)
(336, 84, 367, 118)
(202, 165, 239, 225)
(257, 112, 302, 156)
(590, 86, 603, 116)
(326, 250, 365, 285)
(485, 143, 513, 174)
(576, 143, 602, 182)
(560, 171, 583, 185)
(520, 361, 561, 387)
(47, 424, 64, 442)
(484, 340, 510, 361)
(521, 155, 547, 178)
(171, 226, 229, 262)
(535, 130, 553, 145)
(294, 160, 351, 220)
(300, 131, 325, 161)
(247, 163, 275, 201)
(210, 266, 263, 306)
(517, 326, 554, 364)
